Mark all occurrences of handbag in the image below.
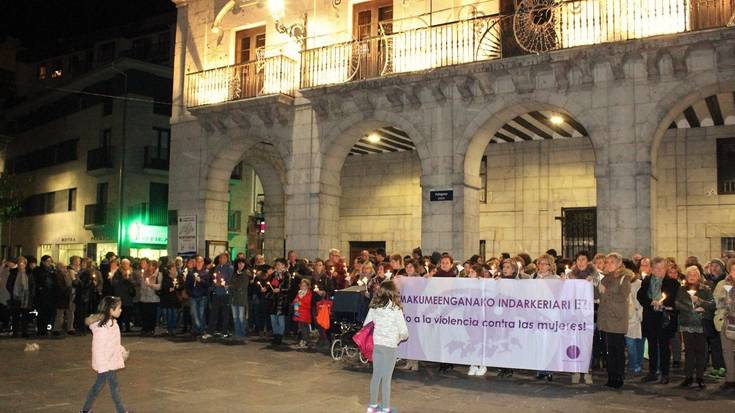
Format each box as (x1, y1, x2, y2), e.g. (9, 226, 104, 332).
(353, 321, 375, 362)
(316, 299, 333, 330)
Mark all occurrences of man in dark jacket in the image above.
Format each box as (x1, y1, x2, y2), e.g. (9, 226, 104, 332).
(185, 255, 211, 335)
(207, 253, 233, 338)
(33, 255, 57, 336)
(267, 258, 290, 345)
(637, 257, 680, 384)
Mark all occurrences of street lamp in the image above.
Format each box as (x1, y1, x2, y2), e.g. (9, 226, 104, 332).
(268, 0, 307, 43)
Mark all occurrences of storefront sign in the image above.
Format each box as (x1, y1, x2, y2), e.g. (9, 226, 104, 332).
(128, 223, 167, 245)
(177, 215, 197, 254)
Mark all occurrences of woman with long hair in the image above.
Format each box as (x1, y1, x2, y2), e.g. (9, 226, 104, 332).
(364, 280, 409, 413)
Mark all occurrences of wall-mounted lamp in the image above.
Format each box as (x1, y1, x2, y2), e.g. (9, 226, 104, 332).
(268, 0, 307, 43)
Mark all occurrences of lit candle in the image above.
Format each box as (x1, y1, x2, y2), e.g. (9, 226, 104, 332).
(314, 284, 320, 292)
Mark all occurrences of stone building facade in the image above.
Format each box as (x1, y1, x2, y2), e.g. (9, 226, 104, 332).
(168, 0, 735, 263)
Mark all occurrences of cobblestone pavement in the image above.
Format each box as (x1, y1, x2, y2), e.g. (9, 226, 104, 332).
(1, 333, 733, 413)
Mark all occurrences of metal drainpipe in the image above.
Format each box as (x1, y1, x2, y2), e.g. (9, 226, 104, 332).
(111, 63, 128, 256)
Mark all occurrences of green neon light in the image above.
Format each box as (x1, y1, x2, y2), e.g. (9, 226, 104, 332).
(128, 222, 168, 245)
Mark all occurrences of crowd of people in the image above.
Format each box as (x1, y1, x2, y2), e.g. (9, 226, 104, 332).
(1, 247, 734, 411)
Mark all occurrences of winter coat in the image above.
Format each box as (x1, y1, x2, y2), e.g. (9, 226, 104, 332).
(626, 278, 643, 339)
(86, 314, 125, 373)
(185, 267, 211, 298)
(159, 274, 180, 309)
(713, 278, 735, 331)
(313, 273, 336, 299)
(0, 267, 9, 305)
(675, 284, 715, 334)
(637, 275, 680, 338)
(292, 289, 313, 323)
(266, 271, 291, 315)
(228, 270, 251, 307)
(363, 302, 409, 348)
(138, 271, 162, 303)
(8, 268, 35, 309)
(211, 263, 233, 297)
(110, 269, 136, 307)
(598, 267, 633, 334)
(55, 270, 73, 310)
(33, 265, 57, 303)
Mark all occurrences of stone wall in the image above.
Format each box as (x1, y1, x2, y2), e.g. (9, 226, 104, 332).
(654, 125, 735, 263)
(338, 150, 422, 256)
(479, 137, 597, 258)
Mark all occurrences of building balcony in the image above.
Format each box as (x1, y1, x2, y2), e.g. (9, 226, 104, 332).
(143, 146, 169, 172)
(87, 146, 113, 174)
(84, 203, 112, 227)
(186, 54, 297, 107)
(184, 0, 734, 107)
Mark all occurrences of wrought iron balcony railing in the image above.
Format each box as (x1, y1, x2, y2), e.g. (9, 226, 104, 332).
(186, 54, 297, 107)
(184, 0, 735, 103)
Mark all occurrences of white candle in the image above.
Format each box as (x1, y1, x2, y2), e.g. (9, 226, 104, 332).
(724, 285, 733, 293)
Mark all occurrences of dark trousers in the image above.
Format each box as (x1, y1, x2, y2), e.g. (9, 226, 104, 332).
(646, 331, 672, 377)
(252, 296, 268, 333)
(140, 302, 159, 333)
(82, 370, 125, 413)
(11, 307, 30, 337)
(119, 305, 133, 332)
(592, 327, 607, 369)
(181, 304, 191, 331)
(37, 300, 56, 335)
(0, 303, 9, 330)
(605, 332, 626, 383)
(703, 319, 725, 369)
(683, 332, 707, 379)
(208, 294, 230, 334)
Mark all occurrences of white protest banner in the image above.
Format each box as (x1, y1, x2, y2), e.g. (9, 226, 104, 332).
(397, 277, 594, 373)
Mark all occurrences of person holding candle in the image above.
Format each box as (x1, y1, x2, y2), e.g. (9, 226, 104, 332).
(228, 257, 251, 339)
(626, 269, 644, 376)
(185, 255, 211, 336)
(674, 266, 714, 388)
(109, 259, 135, 334)
(267, 258, 291, 345)
(312, 259, 335, 349)
(703, 258, 728, 378)
(206, 253, 233, 339)
(637, 256, 679, 384)
(138, 259, 162, 336)
(597, 252, 633, 389)
(292, 278, 313, 349)
(159, 262, 181, 336)
(713, 257, 735, 391)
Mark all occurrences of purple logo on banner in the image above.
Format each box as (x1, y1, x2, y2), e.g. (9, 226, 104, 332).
(566, 345, 581, 359)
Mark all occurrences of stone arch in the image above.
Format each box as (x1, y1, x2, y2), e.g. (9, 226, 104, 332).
(314, 110, 430, 257)
(458, 98, 599, 258)
(460, 98, 599, 183)
(648, 78, 735, 177)
(646, 78, 735, 259)
(318, 110, 432, 191)
(205, 133, 288, 259)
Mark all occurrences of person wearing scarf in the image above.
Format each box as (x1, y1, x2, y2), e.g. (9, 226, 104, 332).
(9, 257, 35, 337)
(637, 256, 680, 384)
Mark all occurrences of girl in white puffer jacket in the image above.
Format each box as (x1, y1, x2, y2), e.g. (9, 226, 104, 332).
(364, 280, 409, 413)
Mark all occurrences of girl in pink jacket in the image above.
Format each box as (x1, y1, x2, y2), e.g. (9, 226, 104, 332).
(80, 296, 130, 413)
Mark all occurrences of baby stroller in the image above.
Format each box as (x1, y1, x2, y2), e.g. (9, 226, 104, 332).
(330, 285, 370, 364)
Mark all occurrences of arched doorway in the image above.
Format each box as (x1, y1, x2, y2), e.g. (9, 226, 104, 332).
(464, 105, 597, 260)
(652, 89, 735, 261)
(316, 113, 431, 260)
(205, 140, 287, 260)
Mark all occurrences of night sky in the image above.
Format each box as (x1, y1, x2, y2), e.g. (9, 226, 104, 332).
(1, 0, 175, 51)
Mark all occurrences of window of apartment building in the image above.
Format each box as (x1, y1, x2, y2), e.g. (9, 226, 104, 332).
(21, 188, 74, 217)
(101, 129, 112, 148)
(480, 155, 487, 203)
(132, 37, 152, 60)
(96, 182, 109, 204)
(38, 63, 47, 80)
(50, 59, 63, 79)
(157, 32, 170, 57)
(149, 182, 169, 226)
(8, 139, 78, 174)
(152, 127, 170, 159)
(102, 98, 113, 116)
(717, 137, 735, 194)
(97, 42, 116, 63)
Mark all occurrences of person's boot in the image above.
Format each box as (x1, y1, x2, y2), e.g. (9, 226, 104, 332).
(696, 378, 705, 389)
(678, 377, 693, 387)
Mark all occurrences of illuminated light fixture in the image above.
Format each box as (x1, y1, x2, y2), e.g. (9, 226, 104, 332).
(367, 133, 381, 143)
(268, 0, 307, 43)
(550, 115, 564, 125)
(268, 0, 285, 20)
